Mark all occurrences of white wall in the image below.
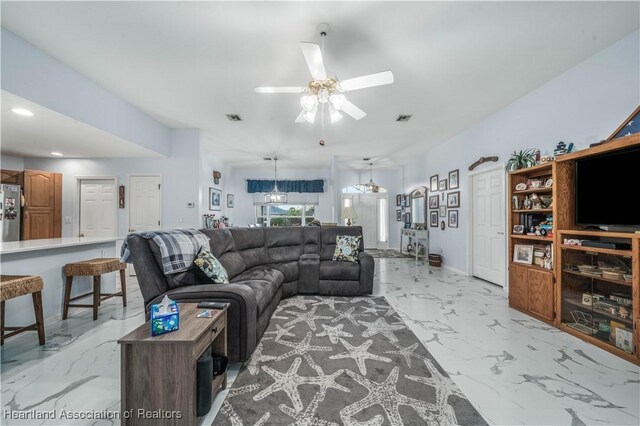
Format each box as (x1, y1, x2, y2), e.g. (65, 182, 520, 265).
(199, 145, 226, 221)
(403, 30, 640, 274)
(0, 155, 24, 170)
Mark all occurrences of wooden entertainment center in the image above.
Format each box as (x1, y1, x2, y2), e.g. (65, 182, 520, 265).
(508, 131, 640, 364)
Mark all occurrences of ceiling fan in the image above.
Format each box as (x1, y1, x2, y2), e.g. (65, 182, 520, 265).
(254, 24, 394, 124)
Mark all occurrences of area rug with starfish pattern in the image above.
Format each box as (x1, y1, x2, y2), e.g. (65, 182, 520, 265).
(213, 295, 486, 425)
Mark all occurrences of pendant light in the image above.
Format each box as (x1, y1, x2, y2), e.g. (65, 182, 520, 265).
(365, 162, 379, 193)
(265, 157, 288, 204)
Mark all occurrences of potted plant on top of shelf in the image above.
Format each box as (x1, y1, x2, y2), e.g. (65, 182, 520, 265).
(506, 148, 537, 172)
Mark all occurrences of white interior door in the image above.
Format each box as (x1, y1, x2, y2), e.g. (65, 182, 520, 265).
(128, 175, 162, 276)
(472, 168, 506, 286)
(80, 179, 116, 237)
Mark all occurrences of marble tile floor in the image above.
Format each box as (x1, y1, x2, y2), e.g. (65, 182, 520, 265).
(1, 259, 638, 425)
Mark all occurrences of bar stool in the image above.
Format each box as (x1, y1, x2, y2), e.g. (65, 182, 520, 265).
(63, 258, 127, 321)
(0, 275, 46, 345)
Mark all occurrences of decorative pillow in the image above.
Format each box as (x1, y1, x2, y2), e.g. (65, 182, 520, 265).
(193, 249, 229, 284)
(333, 235, 362, 263)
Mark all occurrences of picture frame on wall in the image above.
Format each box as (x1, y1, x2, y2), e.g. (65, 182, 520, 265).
(448, 209, 458, 228)
(396, 209, 402, 222)
(430, 175, 438, 192)
(209, 187, 222, 211)
(513, 244, 534, 265)
(396, 194, 402, 207)
(404, 195, 411, 207)
(447, 191, 460, 208)
(428, 195, 439, 209)
(449, 169, 460, 189)
(430, 211, 438, 227)
(438, 179, 448, 191)
(439, 205, 446, 217)
(404, 212, 412, 224)
(227, 193, 234, 208)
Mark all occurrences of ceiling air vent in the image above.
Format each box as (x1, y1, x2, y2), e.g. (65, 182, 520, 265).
(396, 114, 412, 122)
(362, 158, 371, 161)
(226, 114, 242, 122)
(263, 157, 272, 161)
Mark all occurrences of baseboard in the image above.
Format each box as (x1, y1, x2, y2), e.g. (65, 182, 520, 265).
(441, 264, 469, 276)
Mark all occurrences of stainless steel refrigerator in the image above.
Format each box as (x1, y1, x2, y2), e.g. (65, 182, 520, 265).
(1, 184, 21, 242)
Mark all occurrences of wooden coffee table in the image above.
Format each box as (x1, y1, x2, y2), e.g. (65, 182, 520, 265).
(118, 303, 227, 425)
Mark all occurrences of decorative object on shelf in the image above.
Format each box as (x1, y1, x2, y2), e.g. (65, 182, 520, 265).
(512, 225, 525, 234)
(342, 206, 358, 226)
(609, 105, 640, 140)
(440, 221, 445, 230)
(582, 293, 593, 306)
(512, 196, 519, 210)
(615, 327, 633, 353)
(540, 154, 554, 163)
(396, 209, 402, 222)
(566, 311, 597, 335)
(523, 195, 532, 210)
(430, 175, 438, 192)
(396, 194, 402, 206)
(227, 194, 234, 208)
(448, 210, 458, 228)
(213, 171, 222, 184)
(447, 191, 460, 208)
(448, 169, 459, 189)
(264, 157, 287, 204)
(505, 148, 536, 171)
(529, 179, 543, 189)
(515, 183, 527, 191)
(530, 193, 543, 210)
(438, 179, 447, 191)
(203, 213, 216, 229)
(119, 185, 125, 208)
(544, 178, 553, 188)
(513, 244, 534, 264)
(429, 195, 438, 209)
(209, 188, 222, 211)
(430, 211, 438, 227)
(439, 205, 446, 217)
(553, 141, 574, 157)
(468, 156, 499, 171)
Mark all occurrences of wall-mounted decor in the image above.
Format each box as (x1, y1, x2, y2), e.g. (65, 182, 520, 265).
(209, 187, 222, 211)
(439, 205, 446, 217)
(396, 210, 402, 222)
(404, 212, 411, 225)
(448, 210, 458, 228)
(227, 193, 234, 208)
(430, 211, 438, 227)
(608, 105, 640, 140)
(468, 156, 499, 171)
(448, 169, 459, 189)
(119, 185, 125, 209)
(438, 179, 447, 191)
(213, 170, 222, 184)
(430, 175, 438, 192)
(428, 195, 438, 209)
(447, 191, 460, 208)
(513, 244, 534, 265)
(440, 221, 445, 230)
(396, 194, 402, 206)
(404, 195, 411, 207)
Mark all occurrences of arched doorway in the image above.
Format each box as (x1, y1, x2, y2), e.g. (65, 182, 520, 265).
(341, 184, 389, 249)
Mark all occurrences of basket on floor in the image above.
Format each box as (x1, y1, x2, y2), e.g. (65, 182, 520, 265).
(428, 254, 442, 267)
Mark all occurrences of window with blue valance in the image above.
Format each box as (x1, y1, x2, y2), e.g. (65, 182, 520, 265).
(247, 179, 324, 193)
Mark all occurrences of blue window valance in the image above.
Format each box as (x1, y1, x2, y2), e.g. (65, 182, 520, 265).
(247, 179, 324, 193)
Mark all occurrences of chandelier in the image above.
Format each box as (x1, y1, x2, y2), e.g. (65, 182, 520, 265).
(365, 163, 379, 193)
(265, 157, 287, 204)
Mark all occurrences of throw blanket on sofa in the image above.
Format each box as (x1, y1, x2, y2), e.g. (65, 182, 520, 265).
(120, 229, 210, 275)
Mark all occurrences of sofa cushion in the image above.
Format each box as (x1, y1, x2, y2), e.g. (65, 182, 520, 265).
(265, 227, 302, 263)
(270, 261, 299, 282)
(193, 249, 229, 284)
(319, 260, 360, 281)
(233, 280, 281, 317)
(320, 226, 364, 260)
(230, 228, 270, 268)
(231, 266, 284, 287)
(333, 235, 362, 263)
(200, 228, 246, 280)
(302, 227, 321, 255)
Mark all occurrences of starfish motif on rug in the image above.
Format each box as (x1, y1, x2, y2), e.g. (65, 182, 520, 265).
(284, 307, 332, 331)
(279, 391, 340, 426)
(330, 307, 366, 327)
(359, 317, 405, 343)
(220, 384, 271, 426)
(384, 342, 422, 368)
(254, 357, 348, 411)
(313, 297, 347, 310)
(316, 323, 353, 344)
(279, 296, 317, 311)
(329, 338, 392, 376)
(348, 297, 377, 306)
(340, 367, 439, 426)
(275, 332, 333, 362)
(360, 305, 389, 315)
(405, 358, 467, 409)
(264, 324, 296, 342)
(245, 341, 278, 375)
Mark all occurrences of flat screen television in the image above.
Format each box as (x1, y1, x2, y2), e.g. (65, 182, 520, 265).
(575, 146, 640, 228)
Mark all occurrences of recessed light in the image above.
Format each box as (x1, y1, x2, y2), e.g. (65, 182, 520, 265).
(50, 152, 63, 157)
(11, 107, 34, 117)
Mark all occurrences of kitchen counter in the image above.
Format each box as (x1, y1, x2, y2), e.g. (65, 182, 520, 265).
(0, 236, 119, 255)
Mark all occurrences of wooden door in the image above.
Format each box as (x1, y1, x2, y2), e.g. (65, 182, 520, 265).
(508, 264, 528, 310)
(22, 170, 62, 240)
(527, 268, 554, 321)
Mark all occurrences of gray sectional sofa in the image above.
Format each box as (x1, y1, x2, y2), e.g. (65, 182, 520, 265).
(125, 226, 374, 362)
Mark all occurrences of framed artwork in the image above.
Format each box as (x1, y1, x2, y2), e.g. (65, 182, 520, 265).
(396, 209, 402, 222)
(447, 191, 460, 208)
(438, 179, 447, 191)
(404, 212, 411, 224)
(396, 194, 402, 207)
(404, 195, 411, 207)
(227, 193, 235, 208)
(448, 209, 458, 228)
(513, 244, 534, 264)
(449, 169, 460, 189)
(430, 175, 438, 192)
(608, 105, 640, 140)
(430, 211, 438, 227)
(441, 193, 445, 202)
(513, 224, 525, 234)
(440, 221, 446, 230)
(428, 195, 439, 209)
(439, 205, 446, 217)
(209, 187, 222, 211)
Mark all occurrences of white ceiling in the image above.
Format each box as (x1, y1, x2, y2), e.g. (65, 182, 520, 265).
(1, 91, 162, 159)
(1, 1, 638, 168)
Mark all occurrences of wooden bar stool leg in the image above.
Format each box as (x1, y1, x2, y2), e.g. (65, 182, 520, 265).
(63, 276, 73, 320)
(32, 291, 45, 346)
(119, 269, 127, 307)
(1, 300, 5, 346)
(93, 276, 101, 321)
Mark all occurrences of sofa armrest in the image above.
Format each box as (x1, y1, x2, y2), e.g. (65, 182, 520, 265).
(298, 254, 320, 294)
(145, 283, 258, 363)
(358, 252, 375, 295)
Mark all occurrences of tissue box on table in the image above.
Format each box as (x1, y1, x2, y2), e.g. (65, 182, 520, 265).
(151, 298, 180, 336)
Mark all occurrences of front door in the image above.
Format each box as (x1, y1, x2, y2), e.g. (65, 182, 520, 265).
(472, 168, 506, 286)
(80, 179, 116, 237)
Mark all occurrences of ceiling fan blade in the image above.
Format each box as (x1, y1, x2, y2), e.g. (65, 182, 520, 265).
(254, 87, 306, 94)
(339, 71, 394, 92)
(294, 110, 306, 123)
(299, 42, 327, 80)
(341, 100, 367, 120)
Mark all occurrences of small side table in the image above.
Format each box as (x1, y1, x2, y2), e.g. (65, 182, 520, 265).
(400, 228, 429, 261)
(118, 303, 227, 425)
